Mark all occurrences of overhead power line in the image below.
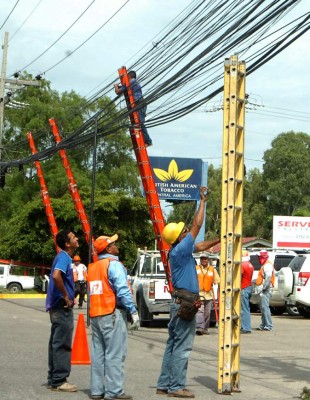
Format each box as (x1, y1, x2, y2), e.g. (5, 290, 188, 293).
(0, 0, 20, 32)
(1, 0, 309, 169)
(9, 0, 43, 41)
(15, 0, 97, 74)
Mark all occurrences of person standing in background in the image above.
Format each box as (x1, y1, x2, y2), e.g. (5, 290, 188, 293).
(256, 250, 274, 331)
(72, 255, 87, 309)
(195, 253, 220, 336)
(241, 250, 254, 334)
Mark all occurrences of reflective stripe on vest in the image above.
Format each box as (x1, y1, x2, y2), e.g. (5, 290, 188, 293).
(196, 265, 214, 292)
(256, 261, 275, 286)
(87, 258, 116, 318)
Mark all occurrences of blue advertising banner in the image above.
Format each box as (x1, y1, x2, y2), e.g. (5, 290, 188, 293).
(149, 157, 206, 201)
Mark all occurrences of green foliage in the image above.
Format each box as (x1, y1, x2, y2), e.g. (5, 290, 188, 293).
(0, 73, 153, 268)
(1, 76, 309, 266)
(263, 131, 310, 216)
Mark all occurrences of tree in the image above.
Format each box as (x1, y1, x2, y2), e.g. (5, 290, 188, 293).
(263, 131, 310, 216)
(243, 168, 271, 239)
(0, 74, 154, 266)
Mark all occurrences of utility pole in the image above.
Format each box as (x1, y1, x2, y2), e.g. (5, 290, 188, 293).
(0, 32, 8, 161)
(0, 31, 40, 161)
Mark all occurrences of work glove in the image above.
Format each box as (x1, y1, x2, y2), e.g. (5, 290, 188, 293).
(130, 312, 140, 331)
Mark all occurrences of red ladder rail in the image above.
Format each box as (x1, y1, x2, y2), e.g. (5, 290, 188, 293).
(48, 118, 98, 262)
(27, 132, 60, 252)
(117, 66, 172, 290)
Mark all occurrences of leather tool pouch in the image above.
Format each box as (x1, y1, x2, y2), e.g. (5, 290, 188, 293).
(173, 289, 201, 321)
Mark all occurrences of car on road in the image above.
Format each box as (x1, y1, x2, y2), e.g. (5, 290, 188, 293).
(248, 249, 299, 315)
(278, 254, 310, 318)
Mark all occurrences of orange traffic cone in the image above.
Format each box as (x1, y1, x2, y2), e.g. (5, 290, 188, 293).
(71, 313, 91, 365)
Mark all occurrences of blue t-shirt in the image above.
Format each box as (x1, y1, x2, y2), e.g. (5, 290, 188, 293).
(99, 254, 136, 314)
(120, 78, 143, 102)
(169, 233, 199, 294)
(45, 250, 75, 311)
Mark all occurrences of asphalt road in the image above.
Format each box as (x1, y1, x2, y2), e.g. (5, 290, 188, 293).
(0, 298, 309, 400)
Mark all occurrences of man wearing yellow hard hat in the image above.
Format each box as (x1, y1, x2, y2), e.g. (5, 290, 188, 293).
(156, 186, 219, 399)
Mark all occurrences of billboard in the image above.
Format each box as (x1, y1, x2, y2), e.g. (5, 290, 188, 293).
(149, 157, 205, 201)
(273, 216, 310, 249)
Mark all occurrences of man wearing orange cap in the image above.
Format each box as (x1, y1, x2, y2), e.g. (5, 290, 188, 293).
(256, 250, 274, 331)
(87, 234, 138, 400)
(241, 250, 254, 334)
(72, 255, 87, 309)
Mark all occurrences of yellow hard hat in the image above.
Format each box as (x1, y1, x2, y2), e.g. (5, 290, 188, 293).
(162, 222, 185, 245)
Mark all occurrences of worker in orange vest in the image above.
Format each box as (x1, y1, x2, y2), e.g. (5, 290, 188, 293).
(195, 253, 220, 335)
(72, 255, 87, 309)
(87, 234, 139, 400)
(256, 250, 275, 331)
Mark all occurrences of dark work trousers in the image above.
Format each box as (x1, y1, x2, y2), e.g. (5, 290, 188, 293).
(75, 281, 87, 307)
(48, 306, 74, 387)
(138, 106, 152, 145)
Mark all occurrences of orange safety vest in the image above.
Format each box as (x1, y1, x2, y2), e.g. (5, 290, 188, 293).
(73, 264, 87, 282)
(87, 258, 116, 318)
(196, 265, 215, 292)
(256, 261, 275, 287)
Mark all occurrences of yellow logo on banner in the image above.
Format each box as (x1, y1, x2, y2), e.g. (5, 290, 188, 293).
(153, 159, 194, 182)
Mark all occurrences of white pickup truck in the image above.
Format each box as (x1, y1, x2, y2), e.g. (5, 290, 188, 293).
(0, 260, 36, 293)
(129, 249, 171, 326)
(129, 249, 219, 327)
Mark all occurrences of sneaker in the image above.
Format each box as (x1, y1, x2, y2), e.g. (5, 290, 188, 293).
(168, 389, 195, 398)
(195, 329, 203, 336)
(241, 330, 251, 334)
(51, 382, 78, 392)
(257, 327, 271, 331)
(156, 388, 168, 395)
(105, 394, 133, 400)
(90, 395, 104, 399)
(202, 329, 210, 335)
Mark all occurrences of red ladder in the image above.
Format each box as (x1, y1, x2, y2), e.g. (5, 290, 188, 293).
(117, 67, 172, 290)
(49, 118, 98, 262)
(27, 132, 60, 252)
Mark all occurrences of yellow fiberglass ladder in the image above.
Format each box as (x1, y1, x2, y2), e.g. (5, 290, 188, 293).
(218, 54, 246, 394)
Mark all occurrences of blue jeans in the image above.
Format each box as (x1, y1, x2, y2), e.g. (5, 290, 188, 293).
(90, 309, 128, 397)
(138, 106, 152, 145)
(241, 286, 252, 331)
(48, 307, 74, 387)
(196, 299, 212, 330)
(259, 290, 273, 330)
(157, 302, 196, 393)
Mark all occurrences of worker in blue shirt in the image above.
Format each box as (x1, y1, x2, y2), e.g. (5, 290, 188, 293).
(156, 187, 220, 399)
(46, 230, 79, 392)
(114, 70, 153, 147)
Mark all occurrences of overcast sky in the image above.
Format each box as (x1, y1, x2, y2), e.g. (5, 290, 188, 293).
(1, 0, 310, 172)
